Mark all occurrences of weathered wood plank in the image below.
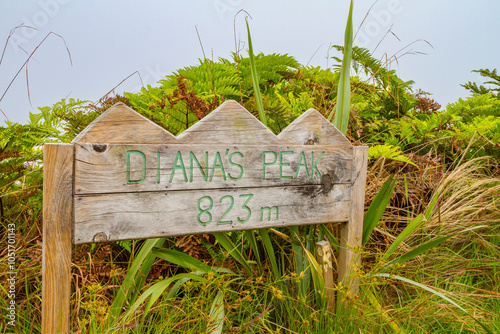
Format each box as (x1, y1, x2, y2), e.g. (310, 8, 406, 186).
(177, 100, 279, 144)
(74, 184, 351, 244)
(72, 102, 176, 144)
(278, 108, 351, 146)
(316, 240, 335, 311)
(338, 146, 367, 307)
(75, 144, 353, 194)
(42, 144, 74, 334)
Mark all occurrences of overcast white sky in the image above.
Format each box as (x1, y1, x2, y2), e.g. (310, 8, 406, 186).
(1, 0, 499, 124)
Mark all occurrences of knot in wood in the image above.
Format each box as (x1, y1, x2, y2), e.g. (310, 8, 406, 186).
(93, 232, 108, 243)
(92, 144, 107, 153)
(321, 174, 332, 193)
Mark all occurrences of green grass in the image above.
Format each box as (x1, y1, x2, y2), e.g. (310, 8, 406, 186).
(1, 148, 498, 334)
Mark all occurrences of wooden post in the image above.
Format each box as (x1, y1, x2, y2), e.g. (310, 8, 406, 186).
(42, 143, 74, 334)
(337, 146, 367, 308)
(316, 240, 335, 311)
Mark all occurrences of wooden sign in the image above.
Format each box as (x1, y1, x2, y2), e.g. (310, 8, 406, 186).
(42, 100, 367, 333)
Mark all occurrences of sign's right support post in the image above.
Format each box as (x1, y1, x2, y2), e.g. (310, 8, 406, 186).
(337, 146, 368, 309)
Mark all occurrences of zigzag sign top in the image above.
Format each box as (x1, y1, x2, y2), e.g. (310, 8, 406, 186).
(72, 100, 351, 146)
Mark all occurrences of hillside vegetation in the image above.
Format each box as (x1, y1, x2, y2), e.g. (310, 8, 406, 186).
(1, 52, 499, 333)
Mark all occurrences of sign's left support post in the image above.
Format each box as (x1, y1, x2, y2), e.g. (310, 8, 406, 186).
(42, 143, 74, 334)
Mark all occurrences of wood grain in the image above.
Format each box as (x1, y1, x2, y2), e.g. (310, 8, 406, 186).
(177, 100, 279, 144)
(74, 144, 353, 194)
(338, 146, 367, 307)
(42, 144, 74, 334)
(278, 108, 351, 146)
(72, 102, 176, 144)
(74, 184, 351, 244)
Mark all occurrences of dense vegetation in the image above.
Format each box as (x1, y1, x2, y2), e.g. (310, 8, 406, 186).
(1, 49, 499, 333)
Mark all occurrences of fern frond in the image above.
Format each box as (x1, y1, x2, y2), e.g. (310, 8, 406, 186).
(368, 144, 416, 166)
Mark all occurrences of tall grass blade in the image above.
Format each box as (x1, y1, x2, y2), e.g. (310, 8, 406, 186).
(404, 175, 411, 219)
(213, 232, 252, 273)
(305, 225, 316, 254)
(245, 18, 267, 126)
(380, 214, 424, 263)
(166, 268, 233, 300)
(259, 229, 280, 279)
(243, 230, 263, 275)
(383, 235, 450, 269)
(380, 191, 440, 262)
(124, 273, 206, 320)
(304, 225, 316, 292)
(152, 248, 213, 272)
(365, 288, 402, 332)
(319, 224, 340, 252)
(302, 246, 326, 309)
(290, 226, 307, 297)
(144, 273, 206, 316)
(207, 290, 225, 334)
(371, 273, 495, 334)
(363, 175, 396, 245)
(383, 226, 485, 269)
(331, 0, 353, 134)
(424, 191, 440, 220)
(107, 238, 165, 327)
